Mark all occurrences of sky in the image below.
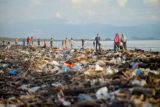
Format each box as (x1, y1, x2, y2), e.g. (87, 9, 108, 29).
(0, 0, 160, 39)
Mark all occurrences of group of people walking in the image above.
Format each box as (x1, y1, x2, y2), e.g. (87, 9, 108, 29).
(93, 33, 127, 53)
(2, 33, 127, 52)
(114, 33, 127, 52)
(37, 37, 54, 48)
(26, 36, 33, 45)
(23, 37, 53, 48)
(62, 37, 74, 49)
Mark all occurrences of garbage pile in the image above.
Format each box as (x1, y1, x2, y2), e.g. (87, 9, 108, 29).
(0, 45, 160, 107)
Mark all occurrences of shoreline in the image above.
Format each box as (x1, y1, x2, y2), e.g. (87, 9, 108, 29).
(1, 38, 160, 41)
(1, 42, 160, 52)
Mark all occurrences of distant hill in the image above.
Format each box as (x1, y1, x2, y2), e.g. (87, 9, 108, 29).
(0, 19, 160, 39)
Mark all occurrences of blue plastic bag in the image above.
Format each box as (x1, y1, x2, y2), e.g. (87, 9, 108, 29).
(136, 68, 142, 76)
(73, 64, 82, 72)
(78, 94, 93, 101)
(63, 66, 69, 72)
(9, 70, 17, 75)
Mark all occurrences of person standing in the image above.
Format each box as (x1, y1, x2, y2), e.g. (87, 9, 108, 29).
(15, 38, 19, 45)
(2, 40, 5, 46)
(43, 40, 47, 48)
(81, 39, 85, 49)
(50, 37, 53, 47)
(62, 40, 64, 49)
(22, 39, 25, 46)
(121, 34, 127, 50)
(31, 36, 33, 45)
(65, 37, 68, 49)
(114, 33, 121, 52)
(27, 37, 29, 45)
(6, 41, 11, 49)
(38, 39, 40, 47)
(29, 37, 32, 45)
(95, 34, 101, 52)
(70, 38, 74, 49)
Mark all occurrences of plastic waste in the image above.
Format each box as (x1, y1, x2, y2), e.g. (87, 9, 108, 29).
(55, 70, 64, 74)
(131, 71, 136, 77)
(150, 70, 159, 75)
(108, 90, 120, 101)
(131, 62, 139, 69)
(116, 57, 121, 64)
(106, 66, 114, 75)
(51, 66, 60, 73)
(110, 57, 116, 64)
(20, 85, 40, 93)
(9, 70, 17, 75)
(142, 102, 152, 107)
(57, 91, 64, 102)
(96, 87, 109, 100)
(63, 66, 73, 72)
(63, 101, 71, 106)
(131, 79, 147, 86)
(63, 64, 83, 72)
(63, 66, 68, 72)
(0, 70, 4, 74)
(0, 104, 16, 107)
(97, 60, 106, 66)
(73, 64, 82, 72)
(64, 62, 74, 69)
(141, 80, 147, 86)
(78, 94, 93, 101)
(114, 69, 119, 73)
(95, 64, 103, 71)
(28, 86, 40, 93)
(122, 55, 126, 60)
(51, 82, 62, 87)
(20, 84, 30, 90)
(0, 63, 9, 68)
(136, 68, 142, 76)
(57, 89, 71, 106)
(64, 55, 72, 60)
(131, 80, 141, 86)
(49, 60, 60, 66)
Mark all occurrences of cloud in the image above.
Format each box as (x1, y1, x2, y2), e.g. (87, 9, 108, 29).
(70, 0, 83, 5)
(31, 0, 41, 6)
(149, 14, 160, 21)
(84, 10, 95, 17)
(54, 11, 62, 18)
(116, 0, 128, 7)
(0, 0, 160, 26)
(70, 0, 102, 6)
(143, 0, 160, 6)
(90, 0, 101, 4)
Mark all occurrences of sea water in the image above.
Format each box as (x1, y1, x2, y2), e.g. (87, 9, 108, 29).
(48, 40, 160, 51)
(2, 40, 160, 51)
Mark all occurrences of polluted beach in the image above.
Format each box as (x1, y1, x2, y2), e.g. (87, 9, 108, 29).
(0, 44, 160, 107)
(0, 0, 160, 107)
